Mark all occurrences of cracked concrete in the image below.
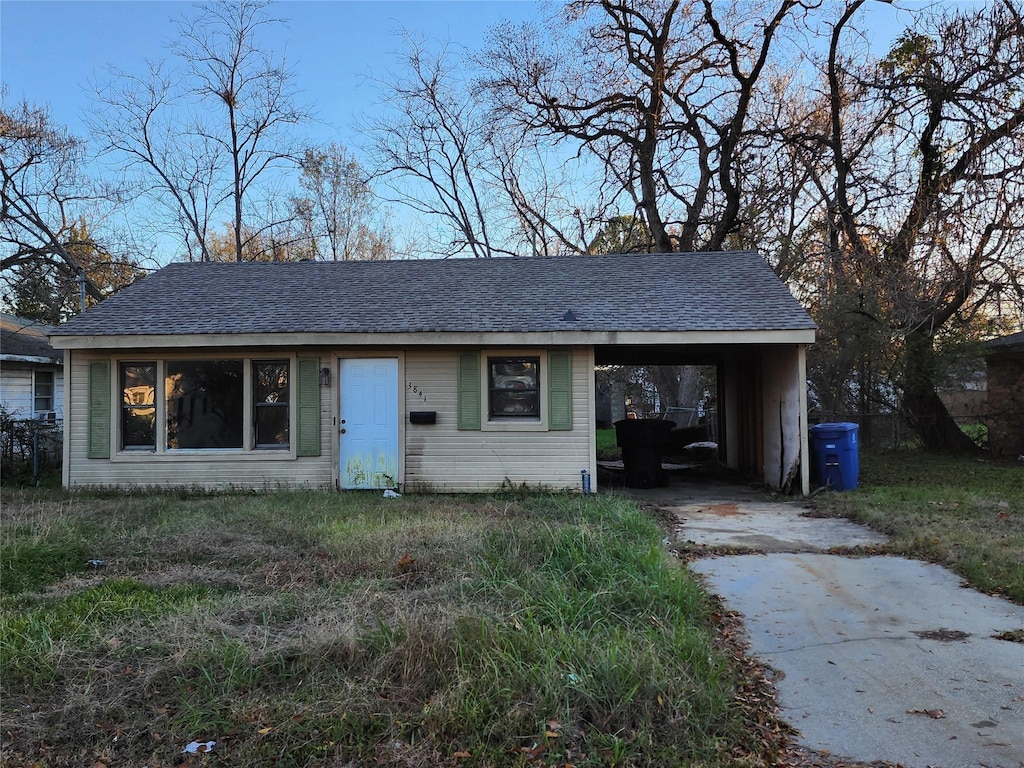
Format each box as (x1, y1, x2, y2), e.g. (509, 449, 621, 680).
(691, 553, 1024, 767)
(635, 481, 1024, 768)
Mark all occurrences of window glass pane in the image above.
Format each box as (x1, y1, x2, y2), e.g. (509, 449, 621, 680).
(121, 363, 156, 448)
(254, 361, 289, 448)
(34, 371, 55, 412)
(255, 362, 289, 404)
(255, 407, 289, 447)
(166, 360, 243, 449)
(489, 358, 540, 418)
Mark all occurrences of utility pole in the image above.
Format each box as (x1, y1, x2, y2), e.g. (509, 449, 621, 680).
(76, 269, 86, 312)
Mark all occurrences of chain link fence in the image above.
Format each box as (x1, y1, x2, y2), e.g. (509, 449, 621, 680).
(810, 412, 989, 452)
(1, 408, 63, 484)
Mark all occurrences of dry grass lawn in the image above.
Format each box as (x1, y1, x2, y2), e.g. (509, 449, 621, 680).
(1, 489, 787, 767)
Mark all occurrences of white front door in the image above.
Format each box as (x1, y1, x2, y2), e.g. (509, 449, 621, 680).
(339, 358, 399, 489)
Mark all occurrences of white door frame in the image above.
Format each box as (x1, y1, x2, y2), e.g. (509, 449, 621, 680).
(337, 356, 401, 489)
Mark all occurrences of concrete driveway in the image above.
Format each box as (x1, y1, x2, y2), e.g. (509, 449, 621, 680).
(637, 483, 1024, 768)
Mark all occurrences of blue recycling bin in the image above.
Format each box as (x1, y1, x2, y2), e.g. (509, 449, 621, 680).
(809, 422, 859, 491)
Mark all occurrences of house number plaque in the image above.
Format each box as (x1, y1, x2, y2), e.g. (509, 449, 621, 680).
(406, 382, 427, 403)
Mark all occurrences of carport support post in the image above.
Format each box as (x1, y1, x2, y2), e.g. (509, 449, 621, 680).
(761, 345, 809, 494)
(799, 345, 810, 496)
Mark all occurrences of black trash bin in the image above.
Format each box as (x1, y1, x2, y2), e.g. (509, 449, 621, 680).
(614, 419, 674, 488)
(809, 422, 860, 490)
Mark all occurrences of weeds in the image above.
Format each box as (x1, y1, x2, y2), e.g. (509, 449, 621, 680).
(0, 489, 766, 767)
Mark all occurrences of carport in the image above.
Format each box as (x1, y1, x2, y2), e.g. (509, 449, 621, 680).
(596, 338, 812, 495)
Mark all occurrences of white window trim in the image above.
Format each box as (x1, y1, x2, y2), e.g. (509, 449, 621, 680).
(480, 349, 548, 432)
(111, 353, 298, 461)
(33, 369, 56, 418)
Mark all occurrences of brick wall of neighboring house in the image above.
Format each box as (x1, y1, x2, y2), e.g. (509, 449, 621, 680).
(986, 354, 1024, 456)
(938, 388, 987, 420)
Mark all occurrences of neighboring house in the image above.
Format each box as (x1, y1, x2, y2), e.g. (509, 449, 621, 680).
(49, 252, 816, 493)
(0, 313, 64, 422)
(985, 331, 1024, 457)
(937, 366, 987, 422)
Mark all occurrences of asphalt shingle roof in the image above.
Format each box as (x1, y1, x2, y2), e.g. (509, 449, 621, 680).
(1, 314, 61, 361)
(984, 331, 1024, 350)
(51, 251, 815, 338)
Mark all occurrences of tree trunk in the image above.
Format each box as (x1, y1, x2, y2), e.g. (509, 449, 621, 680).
(899, 331, 977, 453)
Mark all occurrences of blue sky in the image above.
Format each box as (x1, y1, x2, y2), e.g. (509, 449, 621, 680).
(2, 1, 545, 149)
(1, 0, 922, 263)
(2, 0, 921, 148)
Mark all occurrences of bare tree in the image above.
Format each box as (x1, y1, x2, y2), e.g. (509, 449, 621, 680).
(296, 143, 392, 260)
(480, 0, 807, 253)
(364, 34, 514, 258)
(91, 62, 222, 262)
(2, 99, 107, 301)
(796, 0, 1024, 450)
(92, 0, 308, 262)
(176, 0, 309, 261)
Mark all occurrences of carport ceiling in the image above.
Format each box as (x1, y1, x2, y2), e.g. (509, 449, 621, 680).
(595, 344, 761, 366)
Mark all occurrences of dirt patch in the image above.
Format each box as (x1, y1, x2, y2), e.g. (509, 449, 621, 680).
(993, 628, 1024, 643)
(912, 628, 972, 642)
(706, 503, 741, 516)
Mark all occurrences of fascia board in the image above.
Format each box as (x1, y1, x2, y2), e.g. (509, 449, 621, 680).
(50, 328, 816, 350)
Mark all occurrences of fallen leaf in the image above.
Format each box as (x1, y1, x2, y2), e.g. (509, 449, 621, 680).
(396, 553, 415, 572)
(258, 727, 272, 735)
(520, 743, 547, 759)
(453, 750, 471, 759)
(906, 708, 945, 719)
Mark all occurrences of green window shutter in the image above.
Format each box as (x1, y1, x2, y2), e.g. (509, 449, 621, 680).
(457, 352, 481, 430)
(547, 350, 573, 431)
(296, 358, 321, 457)
(87, 360, 111, 459)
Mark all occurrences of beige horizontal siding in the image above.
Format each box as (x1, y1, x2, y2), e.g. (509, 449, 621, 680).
(64, 346, 597, 493)
(0, 367, 33, 418)
(0, 364, 63, 420)
(65, 352, 334, 490)
(403, 348, 593, 492)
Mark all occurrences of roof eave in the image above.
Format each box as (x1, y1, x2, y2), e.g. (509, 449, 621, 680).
(49, 328, 816, 350)
(0, 354, 63, 365)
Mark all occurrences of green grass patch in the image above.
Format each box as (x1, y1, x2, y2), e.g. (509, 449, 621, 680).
(814, 452, 1024, 603)
(1, 578, 211, 687)
(596, 427, 620, 459)
(1, 539, 91, 595)
(0, 489, 770, 767)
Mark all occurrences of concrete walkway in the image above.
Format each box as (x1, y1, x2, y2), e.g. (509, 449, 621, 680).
(653, 486, 1024, 768)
